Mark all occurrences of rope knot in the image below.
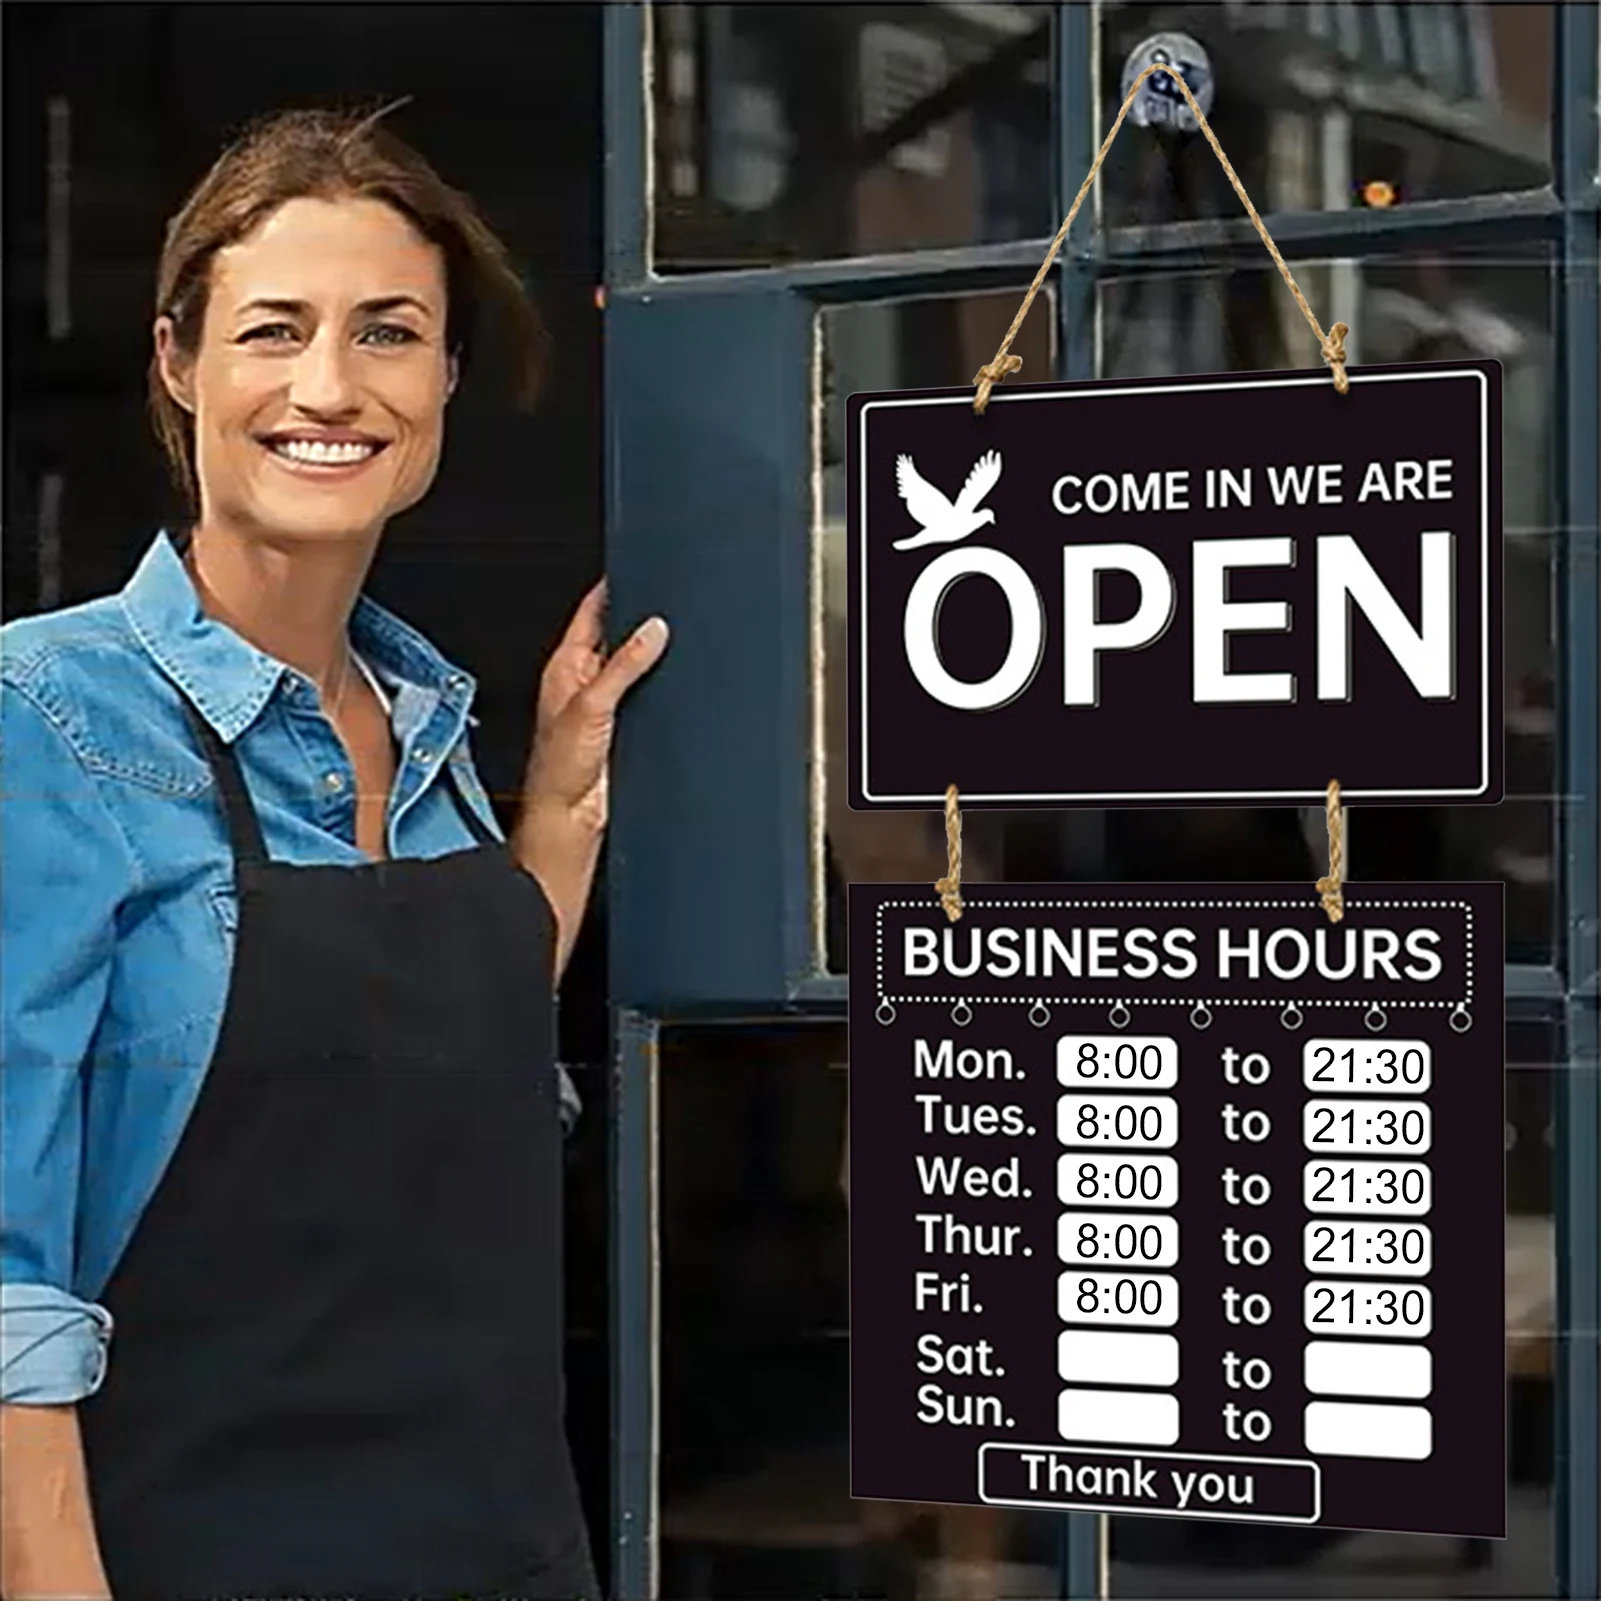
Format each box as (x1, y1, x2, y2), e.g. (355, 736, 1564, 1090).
(972, 353, 1024, 415)
(1316, 875, 1346, 923)
(1321, 321, 1351, 395)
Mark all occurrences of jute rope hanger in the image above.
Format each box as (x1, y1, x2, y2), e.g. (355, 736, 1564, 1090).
(935, 62, 1351, 923)
(1317, 780, 1346, 924)
(971, 62, 1352, 414)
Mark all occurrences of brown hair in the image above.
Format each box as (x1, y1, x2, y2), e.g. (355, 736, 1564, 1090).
(150, 102, 547, 506)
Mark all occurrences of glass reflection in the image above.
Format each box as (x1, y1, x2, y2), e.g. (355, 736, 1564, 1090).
(657, 1022, 1066, 1598)
(1096, 3, 1552, 231)
(651, 3, 1053, 270)
(816, 290, 1056, 973)
(1095, 250, 1556, 967)
(1105, 1016, 1559, 1598)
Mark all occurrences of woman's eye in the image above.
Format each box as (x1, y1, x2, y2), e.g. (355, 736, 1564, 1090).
(359, 323, 421, 347)
(238, 322, 299, 345)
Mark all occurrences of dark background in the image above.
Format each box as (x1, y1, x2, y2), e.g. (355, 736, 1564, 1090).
(849, 883, 1506, 1541)
(2, 3, 613, 1581)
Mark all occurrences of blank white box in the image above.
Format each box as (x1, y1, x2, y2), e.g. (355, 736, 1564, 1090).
(1304, 1400, 1433, 1460)
(1058, 1330, 1180, 1388)
(1304, 1341, 1433, 1399)
(1059, 1387, 1180, 1447)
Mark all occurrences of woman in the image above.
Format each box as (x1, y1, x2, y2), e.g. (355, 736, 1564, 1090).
(0, 106, 666, 1600)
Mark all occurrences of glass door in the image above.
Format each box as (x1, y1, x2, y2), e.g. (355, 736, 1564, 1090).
(602, 4, 1600, 1596)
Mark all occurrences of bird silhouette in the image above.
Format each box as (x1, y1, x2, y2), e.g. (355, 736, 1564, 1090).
(892, 450, 1003, 550)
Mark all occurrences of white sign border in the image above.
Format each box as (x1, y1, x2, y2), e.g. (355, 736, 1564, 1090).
(871, 895, 1475, 1013)
(976, 1441, 1324, 1525)
(856, 368, 1493, 805)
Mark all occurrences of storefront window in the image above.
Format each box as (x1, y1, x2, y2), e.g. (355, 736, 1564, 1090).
(1103, 1011, 1561, 1598)
(656, 1021, 1069, 1598)
(1096, 249, 1557, 968)
(815, 288, 1057, 973)
(1095, 3, 1553, 231)
(651, 2, 1054, 269)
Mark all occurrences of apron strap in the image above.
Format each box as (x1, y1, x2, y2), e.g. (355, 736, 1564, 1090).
(179, 700, 270, 868)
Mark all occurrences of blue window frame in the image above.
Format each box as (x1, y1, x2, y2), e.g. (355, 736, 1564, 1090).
(603, 5, 1599, 1595)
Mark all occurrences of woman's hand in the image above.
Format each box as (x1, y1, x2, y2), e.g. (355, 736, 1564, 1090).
(513, 581, 669, 978)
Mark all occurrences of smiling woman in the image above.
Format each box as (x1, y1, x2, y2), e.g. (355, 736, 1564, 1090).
(0, 105, 665, 1601)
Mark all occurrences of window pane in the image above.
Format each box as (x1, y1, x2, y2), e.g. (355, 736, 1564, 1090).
(1093, 249, 1555, 968)
(651, 3, 1053, 271)
(1104, 1014, 1559, 1597)
(658, 1022, 1066, 1598)
(816, 289, 1057, 974)
(1096, 4, 1552, 230)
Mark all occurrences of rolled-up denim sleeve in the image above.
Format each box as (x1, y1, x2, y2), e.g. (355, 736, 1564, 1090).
(1, 1283, 113, 1404)
(1, 678, 135, 1405)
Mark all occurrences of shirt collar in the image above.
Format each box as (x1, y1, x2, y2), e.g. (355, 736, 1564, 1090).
(118, 530, 478, 743)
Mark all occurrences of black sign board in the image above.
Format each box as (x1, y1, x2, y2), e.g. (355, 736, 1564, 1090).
(846, 363, 1502, 809)
(849, 883, 1505, 1540)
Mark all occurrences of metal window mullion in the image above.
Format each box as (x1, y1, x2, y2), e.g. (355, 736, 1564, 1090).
(609, 1008, 660, 1601)
(1507, 965, 1573, 1004)
(1057, 10, 1105, 1593)
(1554, 5, 1601, 1593)
(1057, 2, 1097, 389)
(605, 1, 650, 291)
(613, 237, 1069, 305)
(1096, 189, 1567, 272)
(1554, 0, 1601, 202)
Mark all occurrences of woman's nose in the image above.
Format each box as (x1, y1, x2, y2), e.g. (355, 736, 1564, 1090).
(289, 330, 361, 417)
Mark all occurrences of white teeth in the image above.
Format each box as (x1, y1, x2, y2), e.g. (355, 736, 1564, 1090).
(271, 439, 378, 465)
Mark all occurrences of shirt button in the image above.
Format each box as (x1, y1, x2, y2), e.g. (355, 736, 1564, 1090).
(446, 673, 467, 693)
(323, 771, 347, 793)
(413, 748, 433, 767)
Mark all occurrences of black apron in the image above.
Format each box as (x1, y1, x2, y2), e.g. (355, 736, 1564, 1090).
(79, 695, 596, 1601)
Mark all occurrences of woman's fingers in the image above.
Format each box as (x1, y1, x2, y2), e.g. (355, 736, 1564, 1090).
(582, 616, 669, 716)
(559, 579, 608, 654)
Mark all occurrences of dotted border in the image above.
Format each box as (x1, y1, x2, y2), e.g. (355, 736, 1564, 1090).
(872, 898, 1474, 1011)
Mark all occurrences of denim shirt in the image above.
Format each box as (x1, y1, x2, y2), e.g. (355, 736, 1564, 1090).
(1, 532, 578, 1406)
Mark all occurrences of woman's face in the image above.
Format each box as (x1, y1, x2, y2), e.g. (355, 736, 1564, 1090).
(158, 194, 456, 545)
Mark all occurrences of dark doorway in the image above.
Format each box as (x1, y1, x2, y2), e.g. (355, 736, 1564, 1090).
(2, 4, 611, 1583)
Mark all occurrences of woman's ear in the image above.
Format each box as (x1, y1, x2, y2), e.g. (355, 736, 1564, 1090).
(446, 350, 460, 403)
(154, 316, 197, 414)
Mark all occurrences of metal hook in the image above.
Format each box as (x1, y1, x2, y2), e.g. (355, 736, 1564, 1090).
(1029, 999, 1051, 1028)
(952, 999, 973, 1028)
(1364, 1004, 1387, 1033)
(1110, 1001, 1131, 1030)
(875, 998, 896, 1026)
(1190, 1002, 1212, 1031)
(1449, 1003, 1472, 1034)
(1281, 1002, 1304, 1031)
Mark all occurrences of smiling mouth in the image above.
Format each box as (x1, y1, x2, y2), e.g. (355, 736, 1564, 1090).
(261, 436, 388, 468)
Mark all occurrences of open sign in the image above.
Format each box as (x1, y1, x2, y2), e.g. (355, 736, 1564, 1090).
(846, 364, 1503, 809)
